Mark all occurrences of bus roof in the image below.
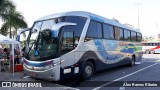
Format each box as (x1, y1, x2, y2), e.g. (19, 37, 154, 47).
(36, 11, 140, 32)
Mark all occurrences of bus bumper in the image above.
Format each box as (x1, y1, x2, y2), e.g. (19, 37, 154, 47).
(23, 64, 61, 81)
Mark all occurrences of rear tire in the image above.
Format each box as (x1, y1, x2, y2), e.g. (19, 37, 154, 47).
(130, 56, 135, 67)
(145, 50, 150, 54)
(82, 61, 94, 80)
(150, 50, 155, 54)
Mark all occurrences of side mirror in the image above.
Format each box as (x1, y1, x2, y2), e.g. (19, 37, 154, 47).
(51, 30, 58, 38)
(16, 28, 31, 41)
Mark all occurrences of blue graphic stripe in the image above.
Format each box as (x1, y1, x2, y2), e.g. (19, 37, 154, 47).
(24, 59, 53, 67)
(94, 39, 136, 61)
(94, 39, 120, 60)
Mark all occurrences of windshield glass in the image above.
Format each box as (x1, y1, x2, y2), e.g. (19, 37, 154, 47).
(25, 22, 42, 58)
(25, 16, 87, 61)
(25, 17, 65, 61)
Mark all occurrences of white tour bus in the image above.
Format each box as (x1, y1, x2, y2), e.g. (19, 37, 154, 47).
(142, 42, 160, 54)
(21, 11, 142, 81)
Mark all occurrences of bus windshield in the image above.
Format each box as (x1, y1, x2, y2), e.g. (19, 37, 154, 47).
(25, 17, 66, 61)
(25, 16, 87, 61)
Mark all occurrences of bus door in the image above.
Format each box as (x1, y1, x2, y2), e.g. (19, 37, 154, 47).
(60, 28, 75, 72)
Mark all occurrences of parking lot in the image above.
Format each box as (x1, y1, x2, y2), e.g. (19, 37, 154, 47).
(1, 54, 160, 90)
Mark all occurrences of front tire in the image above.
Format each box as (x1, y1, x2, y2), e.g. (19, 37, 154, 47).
(82, 61, 94, 80)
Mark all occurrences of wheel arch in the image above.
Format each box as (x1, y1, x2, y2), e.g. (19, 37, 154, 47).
(132, 54, 136, 62)
(82, 58, 96, 73)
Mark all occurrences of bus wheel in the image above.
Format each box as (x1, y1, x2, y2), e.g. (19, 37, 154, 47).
(82, 61, 94, 80)
(145, 50, 150, 54)
(150, 50, 155, 54)
(130, 56, 135, 67)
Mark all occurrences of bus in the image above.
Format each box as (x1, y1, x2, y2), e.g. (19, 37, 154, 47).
(22, 11, 142, 81)
(142, 42, 160, 54)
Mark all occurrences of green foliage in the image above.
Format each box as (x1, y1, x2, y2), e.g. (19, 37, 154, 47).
(0, 0, 28, 38)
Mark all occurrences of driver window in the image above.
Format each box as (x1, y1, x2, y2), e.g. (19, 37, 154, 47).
(62, 32, 74, 50)
(41, 20, 53, 31)
(32, 22, 42, 33)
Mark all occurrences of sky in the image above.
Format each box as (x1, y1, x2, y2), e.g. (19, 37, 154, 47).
(5, 0, 160, 36)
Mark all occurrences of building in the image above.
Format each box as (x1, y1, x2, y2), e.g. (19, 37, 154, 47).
(142, 34, 160, 42)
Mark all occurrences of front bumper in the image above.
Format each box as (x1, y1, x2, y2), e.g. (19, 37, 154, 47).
(23, 64, 60, 81)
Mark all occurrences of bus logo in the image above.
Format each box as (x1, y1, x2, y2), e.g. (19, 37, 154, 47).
(2, 82, 11, 87)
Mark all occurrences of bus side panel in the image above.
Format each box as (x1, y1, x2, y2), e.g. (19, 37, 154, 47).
(76, 51, 131, 72)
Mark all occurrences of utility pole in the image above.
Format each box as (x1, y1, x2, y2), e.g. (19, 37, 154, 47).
(155, 22, 159, 32)
(155, 22, 160, 39)
(135, 3, 142, 29)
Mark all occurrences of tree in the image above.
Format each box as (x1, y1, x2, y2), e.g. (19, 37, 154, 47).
(1, 10, 27, 38)
(0, 0, 15, 22)
(0, 0, 27, 39)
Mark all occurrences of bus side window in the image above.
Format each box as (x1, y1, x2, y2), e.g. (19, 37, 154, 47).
(103, 24, 110, 39)
(131, 31, 136, 42)
(137, 33, 142, 42)
(128, 31, 131, 41)
(124, 30, 128, 41)
(85, 20, 102, 41)
(124, 29, 130, 41)
(62, 32, 74, 51)
(114, 27, 124, 40)
(97, 22, 102, 38)
(109, 25, 115, 39)
(119, 28, 124, 40)
(85, 20, 97, 41)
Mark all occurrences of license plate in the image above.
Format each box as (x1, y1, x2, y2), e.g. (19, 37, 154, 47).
(29, 72, 37, 77)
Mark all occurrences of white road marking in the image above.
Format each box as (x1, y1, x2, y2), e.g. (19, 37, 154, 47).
(58, 87, 80, 90)
(135, 62, 141, 64)
(92, 63, 158, 90)
(119, 87, 125, 90)
(23, 76, 31, 79)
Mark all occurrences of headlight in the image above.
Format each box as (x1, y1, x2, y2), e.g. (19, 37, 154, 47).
(44, 65, 54, 70)
(53, 60, 64, 66)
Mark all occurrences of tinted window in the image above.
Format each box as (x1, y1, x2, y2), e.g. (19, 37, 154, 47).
(137, 33, 142, 42)
(124, 29, 130, 41)
(109, 25, 114, 39)
(65, 16, 87, 39)
(115, 27, 119, 40)
(131, 31, 136, 41)
(85, 20, 102, 41)
(62, 32, 74, 50)
(115, 27, 123, 40)
(103, 24, 110, 39)
(119, 28, 124, 40)
(128, 30, 131, 41)
(41, 20, 53, 31)
(86, 20, 97, 39)
(97, 22, 102, 38)
(61, 16, 87, 47)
